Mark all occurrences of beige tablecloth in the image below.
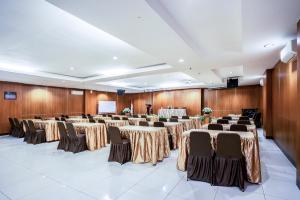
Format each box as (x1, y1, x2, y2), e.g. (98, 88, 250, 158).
(189, 117, 202, 129)
(177, 129, 261, 183)
(149, 122, 184, 149)
(105, 120, 129, 128)
(177, 119, 194, 131)
(27, 119, 60, 142)
(158, 108, 187, 118)
(93, 116, 112, 121)
(128, 117, 147, 126)
(147, 116, 159, 122)
(119, 126, 170, 164)
(66, 118, 89, 123)
(72, 123, 107, 151)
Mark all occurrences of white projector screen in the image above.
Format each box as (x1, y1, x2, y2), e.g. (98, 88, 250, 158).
(98, 101, 116, 114)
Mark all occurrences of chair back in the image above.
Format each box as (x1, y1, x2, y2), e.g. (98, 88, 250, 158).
(108, 126, 122, 144)
(171, 116, 178, 119)
(216, 133, 242, 157)
(66, 123, 77, 139)
(89, 118, 96, 123)
(87, 114, 91, 117)
(108, 114, 112, 118)
(9, 118, 15, 128)
(65, 115, 69, 119)
(154, 121, 164, 127)
(182, 116, 189, 119)
(55, 117, 60, 121)
(208, 123, 223, 130)
(216, 119, 229, 124)
(170, 118, 178, 122)
(57, 122, 68, 138)
(98, 119, 106, 123)
(230, 124, 248, 132)
(60, 117, 66, 121)
(13, 118, 21, 128)
(159, 118, 167, 122)
(82, 115, 87, 119)
(222, 116, 232, 120)
(133, 114, 139, 118)
(113, 116, 120, 120)
(239, 116, 249, 120)
(237, 120, 251, 125)
(27, 120, 36, 133)
(190, 131, 212, 156)
(122, 117, 128, 120)
(141, 115, 147, 118)
(139, 121, 149, 126)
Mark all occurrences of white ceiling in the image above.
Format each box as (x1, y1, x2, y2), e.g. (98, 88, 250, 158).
(0, 0, 300, 92)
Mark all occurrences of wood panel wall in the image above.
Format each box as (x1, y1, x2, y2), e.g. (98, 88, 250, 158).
(203, 85, 262, 117)
(0, 82, 85, 134)
(271, 60, 297, 164)
(296, 20, 300, 188)
(262, 69, 273, 138)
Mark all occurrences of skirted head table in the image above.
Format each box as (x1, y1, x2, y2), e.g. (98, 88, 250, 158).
(177, 129, 261, 184)
(119, 126, 170, 165)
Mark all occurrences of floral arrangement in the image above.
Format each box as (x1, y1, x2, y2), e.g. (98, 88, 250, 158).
(202, 107, 213, 114)
(122, 107, 131, 114)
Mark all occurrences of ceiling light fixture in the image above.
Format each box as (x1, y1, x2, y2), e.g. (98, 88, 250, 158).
(178, 59, 184, 63)
(264, 43, 275, 48)
(230, 71, 233, 74)
(69, 67, 75, 71)
(113, 56, 118, 60)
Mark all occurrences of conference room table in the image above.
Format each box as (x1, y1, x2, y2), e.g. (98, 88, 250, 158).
(72, 123, 107, 151)
(146, 115, 159, 122)
(26, 119, 60, 142)
(119, 126, 170, 165)
(104, 119, 129, 128)
(201, 123, 258, 137)
(148, 121, 184, 149)
(211, 118, 255, 125)
(177, 129, 261, 184)
(93, 116, 112, 121)
(66, 118, 89, 123)
(128, 117, 147, 125)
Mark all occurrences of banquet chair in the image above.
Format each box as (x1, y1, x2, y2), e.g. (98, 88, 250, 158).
(170, 118, 178, 122)
(57, 122, 69, 151)
(122, 117, 128, 120)
(237, 120, 251, 125)
(23, 120, 32, 143)
(133, 114, 139, 118)
(55, 117, 60, 121)
(159, 118, 167, 122)
(9, 118, 16, 136)
(102, 114, 107, 117)
(208, 124, 223, 131)
(82, 115, 87, 119)
(253, 112, 261, 128)
(27, 120, 46, 144)
(187, 131, 214, 184)
(98, 119, 106, 124)
(141, 115, 147, 118)
(222, 116, 232, 120)
(214, 133, 246, 191)
(216, 119, 229, 124)
(89, 118, 96, 123)
(113, 116, 121, 120)
(61, 115, 65, 118)
(87, 114, 91, 117)
(171, 116, 178, 119)
(13, 118, 25, 138)
(60, 117, 66, 122)
(239, 116, 249, 120)
(66, 123, 87, 153)
(230, 124, 248, 132)
(108, 114, 113, 118)
(108, 126, 131, 164)
(65, 115, 69, 119)
(154, 122, 164, 127)
(139, 121, 149, 126)
(182, 116, 190, 119)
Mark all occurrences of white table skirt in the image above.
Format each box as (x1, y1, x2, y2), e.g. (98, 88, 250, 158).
(158, 108, 186, 118)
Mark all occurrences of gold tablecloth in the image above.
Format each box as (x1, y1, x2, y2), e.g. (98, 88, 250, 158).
(202, 124, 258, 137)
(72, 123, 107, 151)
(178, 119, 194, 131)
(26, 119, 60, 141)
(66, 118, 89, 123)
(147, 116, 159, 122)
(177, 129, 261, 183)
(189, 117, 202, 129)
(105, 120, 129, 128)
(211, 118, 254, 125)
(119, 126, 170, 164)
(93, 116, 112, 121)
(149, 122, 184, 149)
(128, 118, 147, 126)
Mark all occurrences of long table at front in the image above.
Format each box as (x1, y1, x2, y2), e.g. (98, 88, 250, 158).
(177, 129, 261, 183)
(119, 126, 170, 165)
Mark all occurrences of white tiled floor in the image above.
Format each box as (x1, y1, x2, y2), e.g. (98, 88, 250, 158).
(0, 129, 299, 200)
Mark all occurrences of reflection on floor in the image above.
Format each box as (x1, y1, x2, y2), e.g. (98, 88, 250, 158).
(0, 129, 299, 200)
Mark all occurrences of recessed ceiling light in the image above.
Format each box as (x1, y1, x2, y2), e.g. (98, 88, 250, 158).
(178, 59, 184, 63)
(230, 71, 233, 74)
(69, 67, 75, 71)
(264, 43, 275, 48)
(113, 56, 118, 60)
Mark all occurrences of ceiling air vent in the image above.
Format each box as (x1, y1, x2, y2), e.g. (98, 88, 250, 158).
(280, 39, 297, 63)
